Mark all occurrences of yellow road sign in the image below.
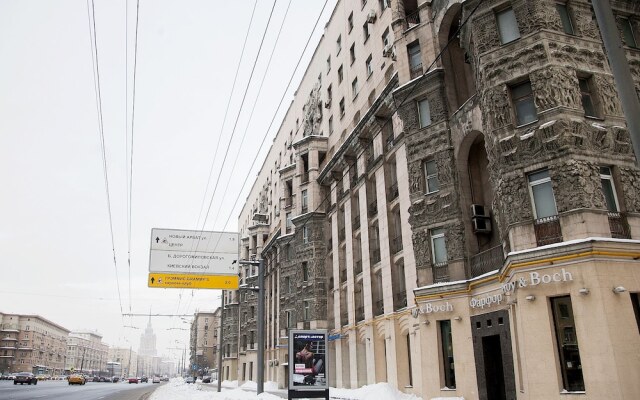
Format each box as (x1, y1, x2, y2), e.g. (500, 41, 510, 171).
(148, 273, 239, 289)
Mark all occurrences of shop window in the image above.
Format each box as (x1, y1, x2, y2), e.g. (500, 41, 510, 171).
(510, 80, 537, 126)
(620, 17, 637, 48)
(496, 7, 520, 44)
(527, 169, 558, 219)
(417, 98, 431, 128)
(600, 166, 620, 212)
(551, 296, 585, 392)
(439, 319, 456, 389)
(579, 76, 601, 118)
(556, 3, 574, 35)
(631, 293, 640, 334)
(424, 159, 439, 194)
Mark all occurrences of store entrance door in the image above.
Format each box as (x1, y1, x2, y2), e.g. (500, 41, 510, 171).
(471, 309, 516, 400)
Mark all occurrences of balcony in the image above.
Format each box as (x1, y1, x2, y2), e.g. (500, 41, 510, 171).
(354, 260, 363, 275)
(373, 299, 384, 316)
(284, 197, 293, 209)
(0, 324, 19, 332)
(390, 236, 403, 254)
(608, 212, 631, 239)
(353, 215, 361, 230)
(368, 201, 378, 217)
(469, 245, 504, 278)
(370, 247, 381, 264)
(409, 62, 423, 80)
(405, 10, 420, 29)
(387, 183, 399, 201)
(433, 261, 449, 283)
(355, 306, 365, 322)
(393, 291, 407, 311)
(534, 215, 563, 246)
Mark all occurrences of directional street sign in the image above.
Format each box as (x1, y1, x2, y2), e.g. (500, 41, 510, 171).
(148, 228, 240, 290)
(148, 273, 239, 290)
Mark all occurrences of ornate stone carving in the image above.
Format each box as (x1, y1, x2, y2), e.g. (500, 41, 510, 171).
(572, 5, 600, 39)
(594, 74, 624, 117)
(531, 66, 581, 112)
(471, 11, 501, 55)
(619, 167, 640, 213)
(548, 42, 607, 70)
(302, 81, 323, 137)
(552, 160, 604, 213)
(481, 85, 512, 132)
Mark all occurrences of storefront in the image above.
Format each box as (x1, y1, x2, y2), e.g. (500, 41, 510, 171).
(412, 238, 640, 400)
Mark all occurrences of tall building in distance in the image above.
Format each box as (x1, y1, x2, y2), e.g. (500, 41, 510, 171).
(223, 0, 640, 399)
(138, 316, 157, 357)
(189, 309, 220, 376)
(0, 312, 69, 375)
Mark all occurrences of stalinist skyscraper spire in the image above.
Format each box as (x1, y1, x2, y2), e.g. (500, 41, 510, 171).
(138, 311, 157, 357)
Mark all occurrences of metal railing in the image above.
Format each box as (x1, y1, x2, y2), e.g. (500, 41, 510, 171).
(608, 212, 631, 239)
(470, 245, 504, 277)
(433, 261, 449, 283)
(390, 236, 403, 254)
(354, 260, 363, 275)
(387, 182, 399, 201)
(374, 299, 384, 316)
(405, 10, 420, 28)
(534, 215, 563, 246)
(409, 62, 423, 80)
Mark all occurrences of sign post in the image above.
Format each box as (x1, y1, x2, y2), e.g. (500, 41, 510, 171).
(288, 329, 329, 400)
(148, 228, 239, 290)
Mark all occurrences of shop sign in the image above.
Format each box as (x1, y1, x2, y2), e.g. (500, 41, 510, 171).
(470, 293, 503, 309)
(417, 301, 454, 314)
(501, 268, 573, 294)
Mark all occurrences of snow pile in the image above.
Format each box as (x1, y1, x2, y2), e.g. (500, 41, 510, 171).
(149, 378, 282, 400)
(264, 381, 279, 391)
(330, 383, 423, 400)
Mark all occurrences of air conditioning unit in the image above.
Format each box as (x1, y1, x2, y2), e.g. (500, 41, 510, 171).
(383, 44, 393, 58)
(324, 99, 331, 109)
(471, 204, 490, 218)
(472, 217, 492, 233)
(366, 9, 377, 23)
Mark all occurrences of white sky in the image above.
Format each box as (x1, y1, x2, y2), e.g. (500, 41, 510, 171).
(0, 0, 335, 362)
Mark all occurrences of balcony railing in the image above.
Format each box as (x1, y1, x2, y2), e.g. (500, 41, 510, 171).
(373, 299, 384, 316)
(534, 215, 563, 246)
(390, 236, 403, 254)
(405, 10, 420, 28)
(368, 201, 378, 216)
(608, 212, 631, 239)
(354, 260, 363, 275)
(409, 62, 423, 80)
(370, 247, 381, 264)
(469, 245, 504, 278)
(355, 306, 365, 322)
(353, 215, 361, 230)
(433, 261, 449, 283)
(393, 291, 407, 311)
(387, 182, 399, 201)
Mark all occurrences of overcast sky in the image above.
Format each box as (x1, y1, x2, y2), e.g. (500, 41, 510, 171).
(0, 0, 334, 362)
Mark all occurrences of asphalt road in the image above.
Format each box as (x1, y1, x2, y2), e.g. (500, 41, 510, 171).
(0, 380, 161, 400)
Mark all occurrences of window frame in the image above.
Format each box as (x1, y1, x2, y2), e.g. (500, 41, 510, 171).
(366, 54, 373, 77)
(551, 296, 585, 392)
(339, 97, 346, 118)
(417, 98, 432, 128)
(303, 301, 311, 320)
(527, 169, 558, 219)
(363, 22, 370, 43)
(556, 3, 575, 35)
(430, 228, 447, 265)
(348, 12, 354, 33)
(338, 65, 344, 83)
(600, 166, 620, 212)
(352, 77, 359, 98)
(620, 17, 637, 48)
(424, 159, 439, 194)
(302, 226, 310, 243)
(326, 56, 331, 74)
(337, 35, 342, 55)
(578, 75, 601, 119)
(496, 7, 521, 44)
(438, 319, 456, 389)
(510, 80, 538, 126)
(350, 43, 356, 65)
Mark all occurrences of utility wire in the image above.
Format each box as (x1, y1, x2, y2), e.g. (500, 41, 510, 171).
(86, 0, 126, 325)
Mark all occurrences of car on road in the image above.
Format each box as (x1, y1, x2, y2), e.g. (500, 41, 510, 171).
(111, 376, 120, 383)
(68, 374, 86, 385)
(128, 376, 139, 384)
(152, 376, 161, 383)
(140, 376, 148, 383)
(185, 376, 195, 384)
(13, 372, 38, 385)
(202, 376, 211, 383)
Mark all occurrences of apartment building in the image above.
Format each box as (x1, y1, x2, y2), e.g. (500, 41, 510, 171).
(189, 309, 220, 376)
(0, 312, 70, 375)
(108, 347, 138, 378)
(225, 0, 640, 399)
(65, 330, 108, 374)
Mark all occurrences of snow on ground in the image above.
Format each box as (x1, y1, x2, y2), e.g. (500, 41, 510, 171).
(150, 378, 464, 400)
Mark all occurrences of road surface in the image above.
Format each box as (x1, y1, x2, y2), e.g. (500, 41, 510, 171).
(0, 379, 160, 400)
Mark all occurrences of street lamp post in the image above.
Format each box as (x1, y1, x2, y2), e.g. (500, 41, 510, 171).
(217, 293, 225, 392)
(238, 258, 265, 395)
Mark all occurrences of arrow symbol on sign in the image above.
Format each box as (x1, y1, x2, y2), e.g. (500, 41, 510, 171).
(151, 277, 155, 284)
(156, 237, 160, 243)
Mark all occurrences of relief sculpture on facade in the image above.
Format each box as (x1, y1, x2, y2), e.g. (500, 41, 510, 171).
(302, 82, 323, 137)
(531, 66, 581, 112)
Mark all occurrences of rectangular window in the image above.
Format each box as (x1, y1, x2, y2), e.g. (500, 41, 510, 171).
(631, 293, 640, 334)
(528, 169, 558, 219)
(327, 84, 332, 103)
(286, 311, 291, 328)
(339, 97, 345, 117)
(302, 226, 310, 243)
(350, 44, 356, 64)
(600, 166, 619, 212)
(338, 65, 344, 83)
(425, 159, 439, 194)
(557, 4, 574, 35)
(439, 320, 456, 389)
(249, 362, 253, 381)
(337, 35, 342, 54)
(348, 12, 354, 32)
(511, 80, 537, 126)
(621, 18, 637, 48)
(579, 77, 600, 118)
(551, 296, 585, 392)
(303, 301, 310, 320)
(302, 262, 309, 281)
(379, 0, 390, 11)
(329, 116, 334, 134)
(363, 22, 370, 42)
(431, 228, 447, 264)
(406, 334, 413, 387)
(301, 189, 308, 212)
(366, 54, 373, 77)
(352, 77, 359, 98)
(408, 41, 421, 70)
(418, 98, 431, 128)
(326, 56, 331, 73)
(286, 212, 292, 231)
(496, 8, 520, 44)
(382, 28, 390, 47)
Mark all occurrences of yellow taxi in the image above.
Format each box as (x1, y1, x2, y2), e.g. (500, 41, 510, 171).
(68, 374, 86, 385)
